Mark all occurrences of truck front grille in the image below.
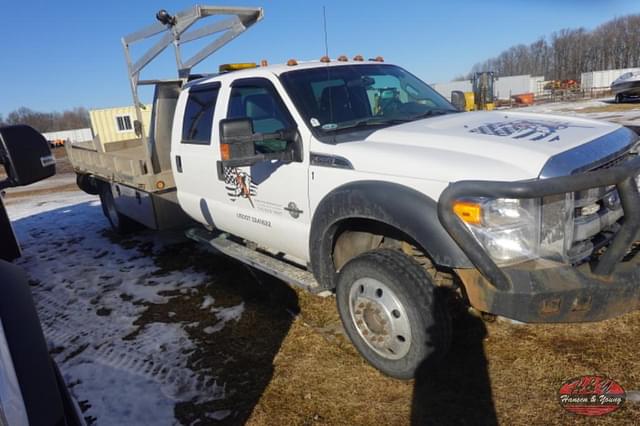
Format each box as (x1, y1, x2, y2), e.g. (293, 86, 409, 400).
(566, 151, 637, 264)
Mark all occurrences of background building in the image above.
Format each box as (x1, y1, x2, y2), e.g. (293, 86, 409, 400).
(432, 75, 546, 102)
(89, 105, 151, 146)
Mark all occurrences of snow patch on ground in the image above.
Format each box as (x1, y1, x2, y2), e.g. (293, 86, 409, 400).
(214, 303, 245, 323)
(200, 295, 216, 310)
(519, 98, 640, 124)
(5, 193, 236, 424)
(203, 303, 245, 334)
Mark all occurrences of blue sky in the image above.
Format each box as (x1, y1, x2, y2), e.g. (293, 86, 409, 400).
(1, 0, 639, 116)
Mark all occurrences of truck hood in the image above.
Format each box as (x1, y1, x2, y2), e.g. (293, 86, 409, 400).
(330, 110, 622, 182)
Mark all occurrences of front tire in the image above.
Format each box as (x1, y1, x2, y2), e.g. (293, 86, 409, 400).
(336, 249, 451, 379)
(615, 93, 625, 104)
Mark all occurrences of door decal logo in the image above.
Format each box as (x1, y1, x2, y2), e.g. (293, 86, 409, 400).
(224, 167, 257, 207)
(284, 201, 303, 219)
(469, 119, 592, 142)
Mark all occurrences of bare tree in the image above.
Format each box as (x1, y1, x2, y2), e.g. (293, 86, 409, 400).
(465, 14, 640, 80)
(2, 107, 90, 133)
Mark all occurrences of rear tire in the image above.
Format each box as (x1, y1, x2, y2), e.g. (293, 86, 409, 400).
(336, 249, 451, 379)
(99, 185, 138, 234)
(76, 173, 100, 195)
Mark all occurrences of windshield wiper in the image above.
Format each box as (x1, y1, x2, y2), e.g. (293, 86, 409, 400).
(409, 109, 457, 121)
(326, 117, 412, 132)
(321, 109, 456, 133)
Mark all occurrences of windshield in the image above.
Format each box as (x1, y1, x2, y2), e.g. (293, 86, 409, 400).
(279, 64, 458, 134)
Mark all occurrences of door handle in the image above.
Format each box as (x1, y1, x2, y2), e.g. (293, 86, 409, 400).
(175, 155, 183, 173)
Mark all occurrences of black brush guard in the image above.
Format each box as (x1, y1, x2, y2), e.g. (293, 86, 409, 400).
(438, 155, 640, 322)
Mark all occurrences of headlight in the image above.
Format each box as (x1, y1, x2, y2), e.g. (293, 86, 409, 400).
(454, 194, 579, 266)
(0, 319, 30, 426)
(454, 198, 540, 266)
(539, 193, 575, 262)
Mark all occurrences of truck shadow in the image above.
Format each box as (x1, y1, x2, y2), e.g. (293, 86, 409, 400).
(411, 308, 497, 426)
(171, 261, 300, 425)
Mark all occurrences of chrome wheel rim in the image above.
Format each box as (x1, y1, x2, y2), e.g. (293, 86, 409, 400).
(348, 277, 412, 360)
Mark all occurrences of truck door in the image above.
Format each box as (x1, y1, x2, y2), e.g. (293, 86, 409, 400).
(172, 82, 223, 225)
(214, 78, 310, 261)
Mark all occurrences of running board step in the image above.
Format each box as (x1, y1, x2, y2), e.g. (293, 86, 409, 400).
(186, 227, 323, 293)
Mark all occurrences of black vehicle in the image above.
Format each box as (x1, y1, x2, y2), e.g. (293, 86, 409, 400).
(0, 125, 83, 425)
(0, 125, 56, 261)
(0, 260, 84, 426)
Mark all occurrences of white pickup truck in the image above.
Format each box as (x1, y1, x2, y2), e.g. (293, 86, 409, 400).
(70, 6, 640, 379)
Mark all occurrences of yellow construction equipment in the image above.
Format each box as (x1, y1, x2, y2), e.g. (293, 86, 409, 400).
(451, 72, 496, 111)
(451, 91, 476, 112)
(472, 71, 496, 111)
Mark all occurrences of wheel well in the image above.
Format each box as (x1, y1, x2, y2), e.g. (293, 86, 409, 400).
(332, 219, 403, 270)
(330, 218, 458, 290)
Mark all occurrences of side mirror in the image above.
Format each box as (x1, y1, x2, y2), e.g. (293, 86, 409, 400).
(450, 91, 467, 112)
(219, 118, 258, 161)
(0, 125, 56, 190)
(217, 118, 298, 177)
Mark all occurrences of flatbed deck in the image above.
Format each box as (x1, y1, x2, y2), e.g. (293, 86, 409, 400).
(66, 139, 175, 191)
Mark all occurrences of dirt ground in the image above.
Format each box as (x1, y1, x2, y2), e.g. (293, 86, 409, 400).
(8, 136, 640, 425)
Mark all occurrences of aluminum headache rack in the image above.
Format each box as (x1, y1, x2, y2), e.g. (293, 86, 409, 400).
(121, 5, 264, 173)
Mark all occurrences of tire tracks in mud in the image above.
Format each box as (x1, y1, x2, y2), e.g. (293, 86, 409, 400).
(35, 285, 223, 404)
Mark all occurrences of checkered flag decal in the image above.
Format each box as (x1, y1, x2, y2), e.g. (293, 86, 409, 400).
(223, 167, 257, 202)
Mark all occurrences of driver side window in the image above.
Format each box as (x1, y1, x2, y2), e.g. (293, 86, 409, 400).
(227, 83, 294, 153)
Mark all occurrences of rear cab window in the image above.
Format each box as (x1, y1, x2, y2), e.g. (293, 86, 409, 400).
(181, 83, 220, 144)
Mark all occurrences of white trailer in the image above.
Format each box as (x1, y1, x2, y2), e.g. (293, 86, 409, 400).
(434, 74, 546, 101)
(42, 128, 93, 145)
(581, 68, 640, 90)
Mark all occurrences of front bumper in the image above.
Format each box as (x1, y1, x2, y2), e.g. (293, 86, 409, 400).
(438, 155, 640, 323)
(455, 259, 640, 322)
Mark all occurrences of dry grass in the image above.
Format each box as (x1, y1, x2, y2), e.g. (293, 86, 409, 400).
(249, 293, 640, 426)
(4, 182, 79, 200)
(558, 102, 640, 114)
(128, 241, 640, 425)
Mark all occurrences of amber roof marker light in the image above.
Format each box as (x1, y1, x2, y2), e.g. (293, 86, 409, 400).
(218, 63, 257, 73)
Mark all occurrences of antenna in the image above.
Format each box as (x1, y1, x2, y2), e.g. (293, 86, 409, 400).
(322, 5, 334, 135)
(323, 6, 329, 58)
